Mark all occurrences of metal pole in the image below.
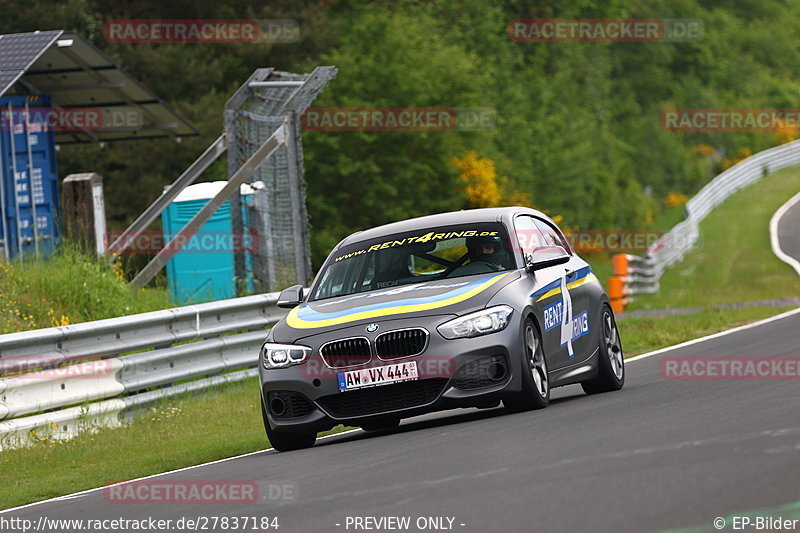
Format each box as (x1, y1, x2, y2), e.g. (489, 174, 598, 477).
(248, 81, 304, 88)
(108, 134, 228, 256)
(282, 111, 310, 285)
(0, 117, 10, 263)
(23, 102, 40, 256)
(131, 125, 287, 288)
(7, 103, 24, 263)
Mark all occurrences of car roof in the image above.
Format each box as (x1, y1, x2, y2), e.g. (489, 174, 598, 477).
(337, 206, 550, 249)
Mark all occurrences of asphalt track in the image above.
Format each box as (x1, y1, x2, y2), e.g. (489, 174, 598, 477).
(776, 191, 800, 271)
(5, 209, 800, 533)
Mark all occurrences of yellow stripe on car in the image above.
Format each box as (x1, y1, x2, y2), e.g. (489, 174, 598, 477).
(287, 272, 511, 329)
(535, 273, 598, 302)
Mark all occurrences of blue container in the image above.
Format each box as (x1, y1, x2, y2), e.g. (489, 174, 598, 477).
(162, 182, 255, 305)
(0, 94, 60, 260)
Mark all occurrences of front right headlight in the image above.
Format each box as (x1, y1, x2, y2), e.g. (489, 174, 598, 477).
(437, 305, 514, 339)
(260, 343, 311, 369)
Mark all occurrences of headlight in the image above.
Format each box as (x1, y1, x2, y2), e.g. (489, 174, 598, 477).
(437, 305, 513, 339)
(260, 343, 311, 369)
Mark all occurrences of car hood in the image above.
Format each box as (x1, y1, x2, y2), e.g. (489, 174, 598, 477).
(273, 271, 520, 340)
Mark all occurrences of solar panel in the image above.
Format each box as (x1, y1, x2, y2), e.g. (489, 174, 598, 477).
(0, 30, 197, 144)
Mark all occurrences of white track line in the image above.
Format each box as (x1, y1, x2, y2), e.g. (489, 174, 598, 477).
(7, 197, 800, 515)
(770, 190, 800, 276)
(625, 306, 800, 362)
(0, 428, 362, 515)
(630, 189, 800, 362)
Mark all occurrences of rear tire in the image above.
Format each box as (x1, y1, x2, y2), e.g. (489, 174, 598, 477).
(504, 318, 549, 412)
(261, 395, 316, 451)
(581, 305, 625, 395)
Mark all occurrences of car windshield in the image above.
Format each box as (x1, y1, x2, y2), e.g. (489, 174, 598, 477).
(312, 222, 516, 301)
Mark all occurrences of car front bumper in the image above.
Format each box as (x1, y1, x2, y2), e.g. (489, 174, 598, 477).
(259, 313, 525, 434)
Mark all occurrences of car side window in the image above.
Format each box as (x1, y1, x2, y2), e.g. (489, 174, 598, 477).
(513, 216, 548, 266)
(533, 218, 571, 254)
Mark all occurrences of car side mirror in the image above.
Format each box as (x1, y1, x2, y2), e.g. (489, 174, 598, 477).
(524, 246, 570, 272)
(277, 285, 305, 308)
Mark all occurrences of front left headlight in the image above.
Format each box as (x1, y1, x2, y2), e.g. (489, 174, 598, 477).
(260, 343, 311, 369)
(437, 305, 514, 339)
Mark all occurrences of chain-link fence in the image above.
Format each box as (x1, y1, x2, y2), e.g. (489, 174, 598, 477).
(224, 69, 335, 293)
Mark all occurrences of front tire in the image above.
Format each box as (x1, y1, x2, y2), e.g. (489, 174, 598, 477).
(261, 395, 316, 451)
(581, 305, 625, 394)
(504, 318, 549, 412)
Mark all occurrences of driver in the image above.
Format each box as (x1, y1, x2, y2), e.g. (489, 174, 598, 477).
(465, 235, 509, 270)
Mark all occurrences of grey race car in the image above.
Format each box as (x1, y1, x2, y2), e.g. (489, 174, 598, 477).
(259, 207, 624, 451)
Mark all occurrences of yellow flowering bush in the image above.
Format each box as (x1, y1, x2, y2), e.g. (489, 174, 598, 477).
(774, 119, 800, 146)
(721, 147, 752, 170)
(451, 151, 530, 208)
(664, 192, 689, 208)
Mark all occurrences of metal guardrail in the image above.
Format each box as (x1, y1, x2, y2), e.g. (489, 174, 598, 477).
(0, 292, 287, 448)
(622, 139, 800, 295)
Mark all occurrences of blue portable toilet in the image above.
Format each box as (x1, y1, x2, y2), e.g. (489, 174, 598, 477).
(0, 94, 60, 261)
(162, 181, 255, 305)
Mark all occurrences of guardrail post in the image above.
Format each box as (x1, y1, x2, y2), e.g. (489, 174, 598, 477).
(612, 254, 628, 277)
(62, 173, 107, 255)
(609, 253, 639, 313)
(607, 273, 629, 314)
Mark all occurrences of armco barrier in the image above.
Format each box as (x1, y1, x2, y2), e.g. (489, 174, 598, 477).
(0, 369, 258, 448)
(0, 359, 124, 420)
(0, 292, 286, 449)
(612, 139, 800, 311)
(607, 254, 659, 313)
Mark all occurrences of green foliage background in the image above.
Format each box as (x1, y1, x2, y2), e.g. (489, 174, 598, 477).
(1, 0, 797, 268)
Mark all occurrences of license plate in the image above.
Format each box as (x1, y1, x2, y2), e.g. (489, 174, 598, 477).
(337, 361, 418, 392)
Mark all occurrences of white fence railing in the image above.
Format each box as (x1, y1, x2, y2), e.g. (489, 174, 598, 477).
(627, 139, 800, 292)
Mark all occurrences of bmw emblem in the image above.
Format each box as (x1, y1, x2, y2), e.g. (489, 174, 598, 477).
(366, 323, 379, 333)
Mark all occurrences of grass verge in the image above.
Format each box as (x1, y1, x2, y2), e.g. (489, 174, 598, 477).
(616, 306, 793, 355)
(0, 247, 170, 334)
(628, 166, 800, 310)
(0, 378, 351, 510)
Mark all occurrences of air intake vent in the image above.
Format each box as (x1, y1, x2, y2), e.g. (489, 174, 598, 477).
(375, 328, 428, 359)
(267, 391, 315, 419)
(452, 355, 509, 390)
(320, 337, 372, 368)
(317, 379, 447, 419)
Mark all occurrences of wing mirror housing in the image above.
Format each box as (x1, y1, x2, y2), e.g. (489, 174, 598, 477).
(524, 246, 571, 272)
(277, 285, 305, 308)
